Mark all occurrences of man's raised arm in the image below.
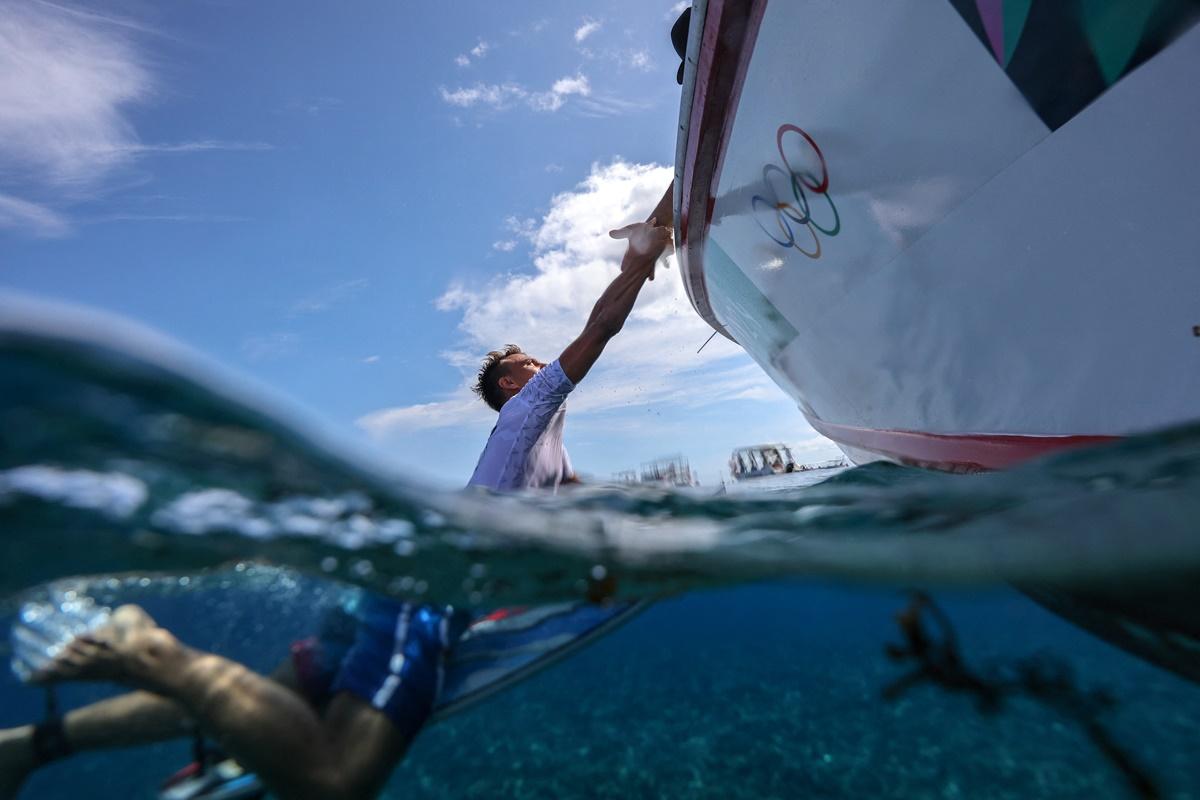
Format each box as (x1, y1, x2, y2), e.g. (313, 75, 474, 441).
(558, 214, 671, 385)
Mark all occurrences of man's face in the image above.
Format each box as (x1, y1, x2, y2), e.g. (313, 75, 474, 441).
(498, 352, 546, 396)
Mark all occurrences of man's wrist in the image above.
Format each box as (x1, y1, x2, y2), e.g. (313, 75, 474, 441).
(620, 251, 655, 274)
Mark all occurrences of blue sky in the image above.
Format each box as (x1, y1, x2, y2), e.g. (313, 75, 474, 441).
(0, 0, 837, 486)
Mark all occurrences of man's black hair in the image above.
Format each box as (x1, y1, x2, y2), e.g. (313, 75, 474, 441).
(473, 344, 523, 412)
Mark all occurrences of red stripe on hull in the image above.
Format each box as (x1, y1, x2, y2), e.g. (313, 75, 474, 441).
(805, 415, 1118, 472)
(677, 0, 766, 336)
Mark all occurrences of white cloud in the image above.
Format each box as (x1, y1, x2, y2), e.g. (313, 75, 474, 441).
(0, 192, 71, 237)
(492, 239, 518, 252)
(532, 75, 591, 112)
(359, 395, 492, 435)
(440, 74, 591, 113)
(358, 160, 775, 439)
(545, 163, 563, 173)
(667, 1, 691, 19)
(574, 18, 602, 42)
(455, 39, 489, 67)
(626, 50, 654, 71)
(362, 355, 381, 364)
(440, 83, 525, 109)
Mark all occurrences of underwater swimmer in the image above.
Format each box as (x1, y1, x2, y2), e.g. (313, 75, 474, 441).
(1, 601, 462, 800)
(0, 190, 673, 800)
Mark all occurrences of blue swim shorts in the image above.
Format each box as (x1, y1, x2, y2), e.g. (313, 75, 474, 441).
(291, 594, 471, 740)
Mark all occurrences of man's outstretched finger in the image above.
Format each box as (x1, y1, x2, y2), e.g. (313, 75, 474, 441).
(609, 217, 657, 239)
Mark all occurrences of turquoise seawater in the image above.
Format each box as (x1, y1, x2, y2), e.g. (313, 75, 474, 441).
(2, 300, 1199, 798)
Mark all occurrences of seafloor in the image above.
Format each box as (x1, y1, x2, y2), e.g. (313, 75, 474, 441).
(7, 583, 1200, 799)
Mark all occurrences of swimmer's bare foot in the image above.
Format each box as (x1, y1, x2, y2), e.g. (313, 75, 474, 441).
(33, 605, 191, 696)
(0, 725, 34, 800)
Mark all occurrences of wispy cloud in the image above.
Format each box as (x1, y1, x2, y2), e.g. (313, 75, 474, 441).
(358, 160, 771, 439)
(0, 193, 71, 238)
(359, 395, 492, 435)
(241, 332, 299, 362)
(121, 140, 273, 154)
(580, 44, 659, 76)
(82, 212, 252, 224)
(0, 0, 270, 237)
(574, 17, 602, 42)
(575, 93, 653, 118)
(286, 95, 342, 115)
(0, 0, 153, 188)
(503, 215, 537, 242)
(487, 216, 533, 254)
(439, 74, 591, 113)
(454, 54, 470, 67)
(289, 278, 369, 316)
(471, 40, 489, 58)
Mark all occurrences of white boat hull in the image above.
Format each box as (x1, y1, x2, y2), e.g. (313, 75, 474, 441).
(676, 0, 1200, 470)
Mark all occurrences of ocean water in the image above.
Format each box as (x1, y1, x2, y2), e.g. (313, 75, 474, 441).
(2, 301, 1199, 798)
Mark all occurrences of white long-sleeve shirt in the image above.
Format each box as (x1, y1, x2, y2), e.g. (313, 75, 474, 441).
(467, 359, 575, 491)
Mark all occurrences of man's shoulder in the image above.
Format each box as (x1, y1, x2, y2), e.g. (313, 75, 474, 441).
(520, 360, 574, 401)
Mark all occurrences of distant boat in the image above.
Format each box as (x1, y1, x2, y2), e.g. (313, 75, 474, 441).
(729, 443, 793, 479)
(672, 0, 1200, 471)
(614, 455, 700, 487)
(729, 443, 849, 480)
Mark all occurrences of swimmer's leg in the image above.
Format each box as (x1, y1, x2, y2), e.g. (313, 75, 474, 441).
(0, 727, 34, 800)
(0, 606, 202, 797)
(0, 661, 304, 800)
(0, 690, 198, 799)
(2, 604, 337, 800)
(27, 602, 454, 800)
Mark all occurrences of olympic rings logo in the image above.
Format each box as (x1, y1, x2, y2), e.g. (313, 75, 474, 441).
(752, 124, 841, 258)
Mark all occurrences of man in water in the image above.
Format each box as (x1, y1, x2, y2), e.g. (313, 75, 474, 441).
(467, 209, 671, 492)
(0, 194, 672, 800)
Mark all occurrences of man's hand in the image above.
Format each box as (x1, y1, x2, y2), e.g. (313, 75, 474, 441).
(610, 218, 672, 280)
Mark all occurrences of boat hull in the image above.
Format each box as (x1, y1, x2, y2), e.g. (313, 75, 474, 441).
(676, 0, 1200, 470)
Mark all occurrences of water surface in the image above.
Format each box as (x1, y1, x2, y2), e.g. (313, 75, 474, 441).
(2, 298, 1198, 798)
